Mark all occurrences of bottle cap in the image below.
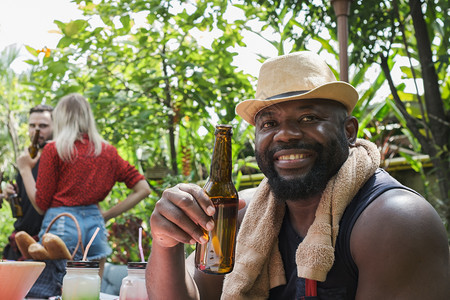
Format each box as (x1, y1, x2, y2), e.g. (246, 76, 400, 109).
(66, 261, 99, 268)
(215, 124, 233, 135)
(127, 262, 147, 269)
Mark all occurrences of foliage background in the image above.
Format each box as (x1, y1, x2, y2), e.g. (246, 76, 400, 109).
(1, 0, 448, 261)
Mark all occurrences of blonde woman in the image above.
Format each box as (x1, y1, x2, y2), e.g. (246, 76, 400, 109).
(17, 93, 150, 273)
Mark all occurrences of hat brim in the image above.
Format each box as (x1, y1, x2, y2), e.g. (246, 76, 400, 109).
(235, 81, 359, 126)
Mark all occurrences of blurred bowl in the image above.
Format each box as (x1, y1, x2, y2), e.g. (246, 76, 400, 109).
(0, 260, 45, 300)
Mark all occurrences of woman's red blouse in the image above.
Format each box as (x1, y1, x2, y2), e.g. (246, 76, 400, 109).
(35, 137, 145, 212)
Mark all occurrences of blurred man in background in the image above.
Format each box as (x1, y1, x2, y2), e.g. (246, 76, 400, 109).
(2, 104, 53, 260)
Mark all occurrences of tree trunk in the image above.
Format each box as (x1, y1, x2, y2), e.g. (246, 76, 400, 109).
(161, 45, 178, 175)
(409, 0, 449, 223)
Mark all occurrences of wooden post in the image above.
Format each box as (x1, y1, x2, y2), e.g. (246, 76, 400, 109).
(331, 0, 352, 82)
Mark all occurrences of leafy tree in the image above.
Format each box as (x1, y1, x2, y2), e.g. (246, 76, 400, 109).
(0, 45, 29, 165)
(27, 0, 255, 181)
(237, 0, 449, 227)
(2, 0, 447, 256)
(22, 0, 256, 260)
(351, 0, 449, 226)
(0, 45, 34, 248)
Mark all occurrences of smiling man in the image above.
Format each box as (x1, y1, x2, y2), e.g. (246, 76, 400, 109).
(2, 104, 53, 260)
(146, 52, 449, 299)
(254, 99, 350, 202)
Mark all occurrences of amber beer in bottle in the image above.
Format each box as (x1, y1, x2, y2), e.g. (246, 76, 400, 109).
(7, 181, 23, 218)
(195, 124, 239, 274)
(28, 128, 40, 158)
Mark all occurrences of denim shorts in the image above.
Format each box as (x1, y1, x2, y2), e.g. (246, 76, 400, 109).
(38, 205, 112, 261)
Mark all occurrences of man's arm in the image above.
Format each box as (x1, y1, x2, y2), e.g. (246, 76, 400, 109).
(146, 184, 253, 299)
(147, 243, 201, 299)
(352, 189, 449, 299)
(16, 150, 44, 215)
(146, 183, 221, 299)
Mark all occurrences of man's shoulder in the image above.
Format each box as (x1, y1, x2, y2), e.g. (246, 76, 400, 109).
(365, 187, 430, 217)
(349, 168, 422, 214)
(357, 167, 430, 223)
(350, 186, 449, 298)
(354, 185, 438, 236)
(351, 168, 444, 264)
(351, 186, 447, 262)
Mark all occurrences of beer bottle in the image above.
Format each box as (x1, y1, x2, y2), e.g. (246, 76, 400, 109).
(7, 181, 23, 218)
(28, 128, 41, 158)
(195, 124, 239, 274)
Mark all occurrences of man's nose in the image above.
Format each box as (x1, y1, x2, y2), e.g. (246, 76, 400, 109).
(273, 120, 303, 142)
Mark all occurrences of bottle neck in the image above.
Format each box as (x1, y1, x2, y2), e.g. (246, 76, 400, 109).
(209, 132, 232, 182)
(32, 129, 40, 145)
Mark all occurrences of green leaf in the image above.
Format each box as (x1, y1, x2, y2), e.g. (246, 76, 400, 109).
(120, 15, 131, 32)
(25, 45, 38, 57)
(57, 36, 74, 48)
(64, 20, 89, 37)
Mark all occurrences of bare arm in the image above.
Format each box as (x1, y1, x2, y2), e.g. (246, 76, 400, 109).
(146, 183, 215, 299)
(352, 189, 450, 299)
(146, 184, 252, 299)
(102, 179, 151, 222)
(16, 150, 44, 215)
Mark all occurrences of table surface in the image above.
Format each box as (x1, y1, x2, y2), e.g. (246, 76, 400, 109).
(25, 292, 119, 300)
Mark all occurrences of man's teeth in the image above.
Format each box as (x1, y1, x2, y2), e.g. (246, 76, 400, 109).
(278, 154, 306, 160)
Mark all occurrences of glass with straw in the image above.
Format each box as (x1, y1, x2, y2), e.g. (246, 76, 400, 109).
(119, 227, 149, 300)
(62, 227, 101, 300)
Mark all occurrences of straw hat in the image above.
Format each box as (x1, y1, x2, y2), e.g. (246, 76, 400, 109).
(235, 51, 359, 125)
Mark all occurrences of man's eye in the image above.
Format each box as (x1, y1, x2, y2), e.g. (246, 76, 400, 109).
(300, 115, 317, 122)
(262, 121, 276, 128)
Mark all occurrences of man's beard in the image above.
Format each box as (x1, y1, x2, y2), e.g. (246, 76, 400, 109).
(255, 135, 349, 202)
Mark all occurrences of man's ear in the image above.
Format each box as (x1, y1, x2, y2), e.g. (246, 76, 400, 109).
(345, 116, 358, 146)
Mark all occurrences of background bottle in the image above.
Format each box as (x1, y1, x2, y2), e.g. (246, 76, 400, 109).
(195, 124, 239, 274)
(7, 180, 23, 218)
(28, 128, 40, 158)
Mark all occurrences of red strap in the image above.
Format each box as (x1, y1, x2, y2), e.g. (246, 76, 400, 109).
(305, 278, 317, 297)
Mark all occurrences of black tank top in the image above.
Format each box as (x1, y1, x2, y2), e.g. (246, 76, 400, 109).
(269, 169, 418, 300)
